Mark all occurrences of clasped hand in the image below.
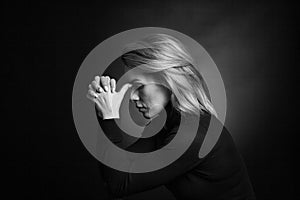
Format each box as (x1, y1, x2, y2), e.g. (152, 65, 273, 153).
(87, 76, 132, 119)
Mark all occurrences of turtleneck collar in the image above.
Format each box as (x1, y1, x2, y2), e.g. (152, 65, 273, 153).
(163, 100, 181, 131)
(162, 101, 212, 132)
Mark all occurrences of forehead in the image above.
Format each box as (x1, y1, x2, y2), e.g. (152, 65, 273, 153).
(124, 65, 166, 86)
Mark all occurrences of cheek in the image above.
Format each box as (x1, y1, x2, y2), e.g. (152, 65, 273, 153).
(143, 85, 170, 108)
(149, 93, 167, 110)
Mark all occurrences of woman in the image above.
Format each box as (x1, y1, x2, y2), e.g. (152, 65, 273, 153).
(87, 34, 255, 199)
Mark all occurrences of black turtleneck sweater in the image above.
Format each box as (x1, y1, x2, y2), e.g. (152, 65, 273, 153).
(96, 102, 256, 200)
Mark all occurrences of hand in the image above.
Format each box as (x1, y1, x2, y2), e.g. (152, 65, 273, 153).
(87, 76, 132, 119)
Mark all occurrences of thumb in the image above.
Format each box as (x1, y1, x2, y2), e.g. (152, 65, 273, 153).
(118, 83, 132, 96)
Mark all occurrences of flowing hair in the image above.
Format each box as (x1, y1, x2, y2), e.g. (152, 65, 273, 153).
(121, 34, 217, 117)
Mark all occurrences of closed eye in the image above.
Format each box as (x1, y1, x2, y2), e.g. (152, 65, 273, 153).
(136, 84, 144, 90)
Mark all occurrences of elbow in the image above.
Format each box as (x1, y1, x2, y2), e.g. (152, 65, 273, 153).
(106, 183, 132, 198)
(101, 168, 136, 198)
(104, 175, 134, 198)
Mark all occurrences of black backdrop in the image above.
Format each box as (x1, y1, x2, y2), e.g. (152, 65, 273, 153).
(4, 1, 296, 199)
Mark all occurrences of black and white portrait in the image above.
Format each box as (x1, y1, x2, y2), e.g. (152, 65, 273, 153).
(3, 1, 296, 200)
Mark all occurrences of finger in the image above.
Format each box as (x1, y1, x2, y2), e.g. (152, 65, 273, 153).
(86, 93, 95, 101)
(92, 80, 103, 91)
(106, 76, 111, 92)
(94, 76, 103, 92)
(110, 78, 116, 93)
(95, 76, 100, 87)
(96, 84, 104, 93)
(94, 98, 102, 108)
(118, 83, 132, 96)
(90, 83, 104, 93)
(91, 81, 97, 90)
(87, 89, 98, 99)
(86, 93, 102, 110)
(100, 76, 109, 92)
(98, 87, 104, 93)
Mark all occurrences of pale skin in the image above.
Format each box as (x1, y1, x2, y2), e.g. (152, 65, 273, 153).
(87, 70, 171, 120)
(87, 76, 132, 119)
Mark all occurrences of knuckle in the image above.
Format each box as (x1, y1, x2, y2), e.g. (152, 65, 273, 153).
(101, 76, 107, 85)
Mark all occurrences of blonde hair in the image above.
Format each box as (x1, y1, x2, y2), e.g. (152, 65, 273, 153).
(121, 34, 217, 117)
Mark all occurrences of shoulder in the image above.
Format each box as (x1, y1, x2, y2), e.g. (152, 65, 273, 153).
(196, 113, 244, 171)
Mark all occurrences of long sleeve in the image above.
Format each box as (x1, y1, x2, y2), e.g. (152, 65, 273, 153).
(96, 112, 208, 198)
(95, 107, 256, 200)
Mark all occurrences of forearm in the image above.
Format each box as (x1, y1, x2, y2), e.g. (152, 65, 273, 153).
(95, 107, 204, 198)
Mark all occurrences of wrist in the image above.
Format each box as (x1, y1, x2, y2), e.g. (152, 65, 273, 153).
(102, 111, 120, 119)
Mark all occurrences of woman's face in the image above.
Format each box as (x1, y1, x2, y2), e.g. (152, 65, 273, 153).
(125, 67, 171, 119)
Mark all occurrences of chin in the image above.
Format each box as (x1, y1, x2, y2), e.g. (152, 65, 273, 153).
(143, 111, 160, 120)
(142, 113, 152, 119)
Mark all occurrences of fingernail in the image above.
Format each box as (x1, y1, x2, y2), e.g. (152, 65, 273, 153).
(104, 86, 108, 91)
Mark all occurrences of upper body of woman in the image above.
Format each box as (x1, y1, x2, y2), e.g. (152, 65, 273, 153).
(87, 34, 256, 199)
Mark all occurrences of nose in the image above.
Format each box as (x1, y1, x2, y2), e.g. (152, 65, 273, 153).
(130, 90, 145, 108)
(130, 89, 139, 101)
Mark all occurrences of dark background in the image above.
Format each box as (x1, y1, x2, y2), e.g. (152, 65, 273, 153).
(4, 0, 297, 199)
